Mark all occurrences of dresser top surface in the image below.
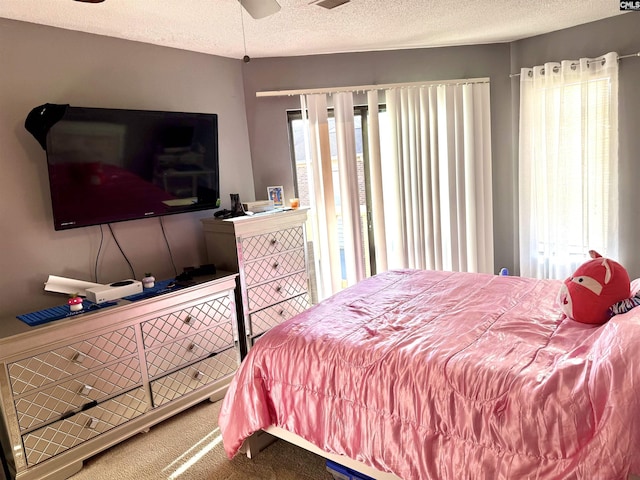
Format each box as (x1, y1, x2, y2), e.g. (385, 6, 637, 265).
(0, 272, 238, 346)
(201, 208, 308, 236)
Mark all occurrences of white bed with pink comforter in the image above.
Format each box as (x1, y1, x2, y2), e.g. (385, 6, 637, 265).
(219, 269, 640, 480)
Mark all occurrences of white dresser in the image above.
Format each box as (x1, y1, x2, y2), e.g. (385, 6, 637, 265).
(201, 209, 311, 355)
(0, 273, 239, 480)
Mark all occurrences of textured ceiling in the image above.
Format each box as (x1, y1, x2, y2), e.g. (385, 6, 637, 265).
(0, 0, 628, 59)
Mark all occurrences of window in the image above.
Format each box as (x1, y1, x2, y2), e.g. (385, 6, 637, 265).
(291, 83, 493, 300)
(518, 52, 619, 279)
(288, 106, 375, 289)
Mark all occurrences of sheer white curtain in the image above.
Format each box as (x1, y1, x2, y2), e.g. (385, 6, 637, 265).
(518, 52, 619, 279)
(300, 94, 341, 299)
(301, 92, 365, 301)
(334, 93, 366, 285)
(378, 82, 494, 273)
(366, 90, 388, 273)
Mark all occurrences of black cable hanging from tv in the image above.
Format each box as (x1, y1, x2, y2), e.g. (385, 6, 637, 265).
(107, 224, 136, 280)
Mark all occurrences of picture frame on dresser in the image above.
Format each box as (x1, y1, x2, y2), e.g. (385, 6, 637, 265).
(266, 186, 284, 207)
(201, 208, 311, 358)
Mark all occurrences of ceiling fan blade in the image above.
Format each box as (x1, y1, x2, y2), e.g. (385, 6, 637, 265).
(239, 0, 281, 19)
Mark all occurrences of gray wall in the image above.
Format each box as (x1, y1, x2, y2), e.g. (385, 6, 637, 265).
(0, 19, 255, 317)
(510, 13, 640, 277)
(241, 44, 515, 273)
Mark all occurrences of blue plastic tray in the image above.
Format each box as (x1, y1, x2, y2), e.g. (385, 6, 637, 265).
(17, 279, 184, 327)
(17, 300, 116, 327)
(326, 460, 376, 480)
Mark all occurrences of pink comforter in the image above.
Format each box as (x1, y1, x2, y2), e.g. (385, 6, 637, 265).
(219, 269, 640, 479)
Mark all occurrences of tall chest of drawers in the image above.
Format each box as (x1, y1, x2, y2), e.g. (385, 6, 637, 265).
(0, 274, 239, 480)
(201, 209, 310, 356)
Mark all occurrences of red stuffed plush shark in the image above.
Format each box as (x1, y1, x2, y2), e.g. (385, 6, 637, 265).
(558, 250, 630, 325)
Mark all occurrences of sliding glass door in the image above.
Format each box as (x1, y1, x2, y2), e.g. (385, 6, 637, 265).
(288, 106, 375, 297)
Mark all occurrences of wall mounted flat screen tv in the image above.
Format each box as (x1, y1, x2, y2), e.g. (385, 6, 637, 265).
(43, 106, 220, 230)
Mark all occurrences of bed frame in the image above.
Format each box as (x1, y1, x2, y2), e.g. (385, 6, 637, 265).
(243, 427, 401, 480)
(243, 428, 640, 480)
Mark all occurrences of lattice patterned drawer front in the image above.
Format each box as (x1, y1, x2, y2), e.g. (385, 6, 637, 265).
(241, 226, 304, 261)
(14, 356, 142, 432)
(243, 248, 306, 286)
(22, 387, 148, 466)
(249, 294, 310, 338)
(145, 327, 234, 378)
(8, 326, 138, 395)
(246, 272, 308, 312)
(141, 296, 231, 348)
(150, 348, 237, 407)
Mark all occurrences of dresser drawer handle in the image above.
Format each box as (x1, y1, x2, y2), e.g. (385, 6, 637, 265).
(86, 418, 99, 430)
(278, 309, 286, 316)
(187, 343, 198, 353)
(193, 370, 204, 381)
(72, 352, 87, 364)
(275, 285, 282, 293)
(272, 262, 279, 269)
(79, 385, 93, 396)
(270, 238, 277, 245)
(183, 315, 193, 325)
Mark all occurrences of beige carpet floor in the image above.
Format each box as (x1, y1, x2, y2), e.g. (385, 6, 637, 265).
(68, 399, 334, 480)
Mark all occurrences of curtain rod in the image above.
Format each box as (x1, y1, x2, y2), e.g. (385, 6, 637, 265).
(255, 77, 490, 98)
(509, 51, 640, 78)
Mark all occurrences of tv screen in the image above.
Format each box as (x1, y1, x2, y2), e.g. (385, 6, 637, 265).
(42, 106, 220, 230)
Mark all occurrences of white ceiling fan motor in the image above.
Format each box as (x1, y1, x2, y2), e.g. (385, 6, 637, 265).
(238, 0, 281, 19)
